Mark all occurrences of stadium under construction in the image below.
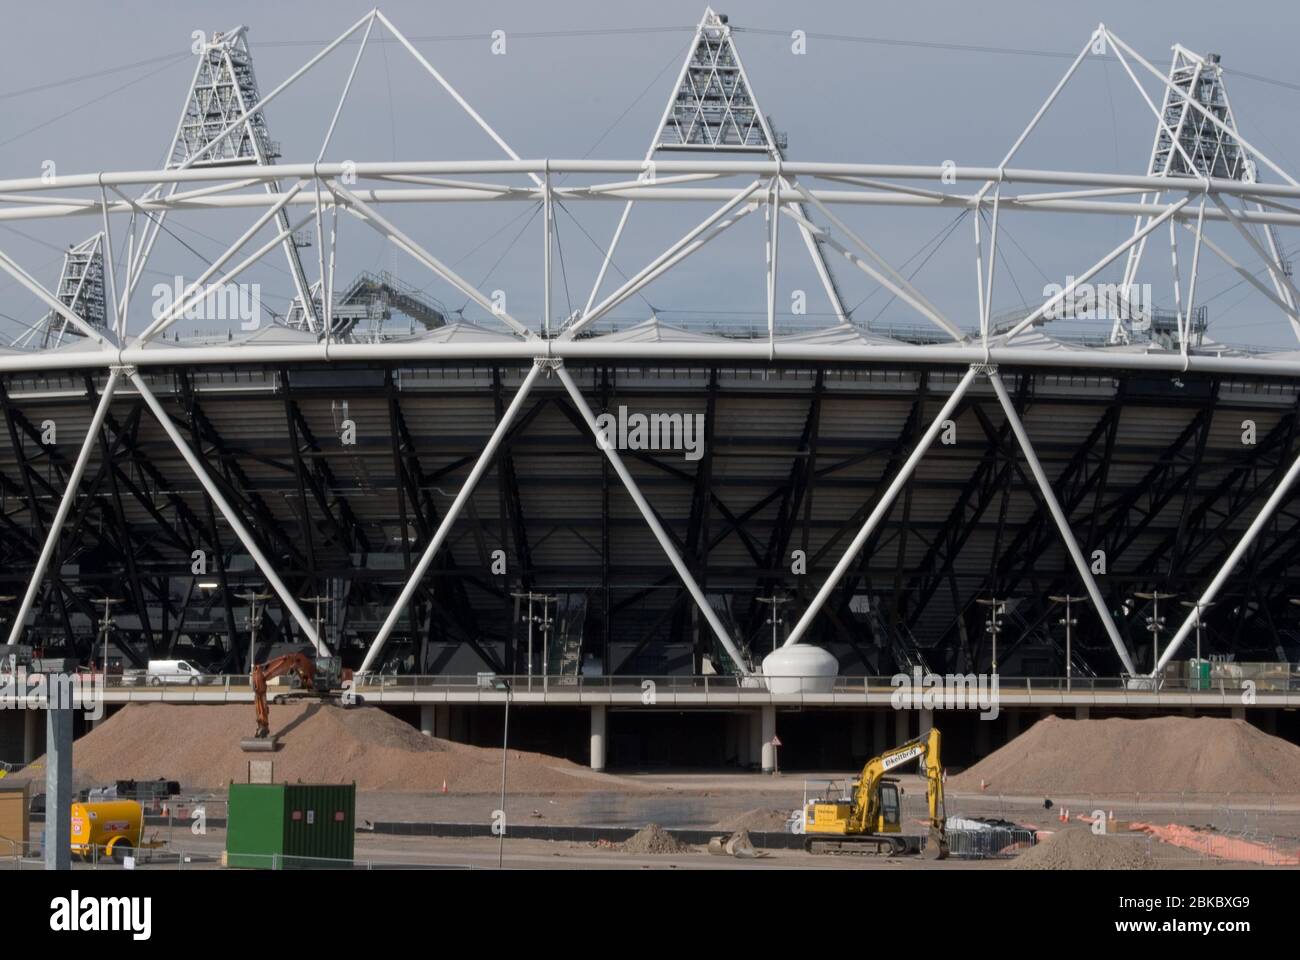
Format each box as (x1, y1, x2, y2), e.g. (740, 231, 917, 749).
(3, 9, 1300, 770)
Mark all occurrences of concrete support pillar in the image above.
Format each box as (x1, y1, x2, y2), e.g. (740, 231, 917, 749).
(590, 704, 607, 772)
(419, 704, 435, 736)
(894, 707, 910, 745)
(45, 707, 72, 870)
(1074, 705, 1090, 720)
(760, 705, 776, 773)
(850, 710, 869, 759)
(919, 708, 934, 738)
(975, 714, 991, 758)
(23, 709, 40, 764)
(872, 709, 887, 757)
(1231, 705, 1246, 721)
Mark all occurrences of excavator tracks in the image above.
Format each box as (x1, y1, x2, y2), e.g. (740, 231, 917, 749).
(804, 835, 921, 856)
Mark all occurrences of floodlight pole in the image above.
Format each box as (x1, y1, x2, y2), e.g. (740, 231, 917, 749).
(1049, 593, 1086, 690)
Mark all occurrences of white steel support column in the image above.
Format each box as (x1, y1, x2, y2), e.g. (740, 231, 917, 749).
(760, 704, 776, 773)
(766, 176, 780, 348)
(543, 165, 553, 337)
(6, 368, 121, 645)
(987, 370, 1137, 675)
(129, 371, 329, 656)
(554, 363, 752, 675)
(784, 365, 979, 647)
(1155, 442, 1300, 674)
(360, 360, 545, 674)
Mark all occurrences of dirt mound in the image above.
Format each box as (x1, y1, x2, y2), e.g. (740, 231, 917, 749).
(713, 808, 792, 832)
(1009, 828, 1156, 870)
(19, 703, 600, 793)
(622, 823, 693, 854)
(950, 716, 1300, 795)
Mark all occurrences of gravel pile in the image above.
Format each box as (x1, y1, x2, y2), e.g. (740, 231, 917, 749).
(1009, 828, 1156, 870)
(621, 823, 694, 854)
(950, 716, 1300, 795)
(20, 703, 600, 793)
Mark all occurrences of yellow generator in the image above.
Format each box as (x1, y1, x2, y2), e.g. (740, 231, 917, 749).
(70, 800, 145, 863)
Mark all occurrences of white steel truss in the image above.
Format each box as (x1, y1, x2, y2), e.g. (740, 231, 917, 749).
(3, 15, 1300, 681)
(575, 6, 850, 341)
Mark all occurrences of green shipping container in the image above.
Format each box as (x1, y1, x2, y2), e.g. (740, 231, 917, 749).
(226, 783, 355, 869)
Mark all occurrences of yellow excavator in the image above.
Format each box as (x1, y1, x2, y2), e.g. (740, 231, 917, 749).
(803, 726, 947, 858)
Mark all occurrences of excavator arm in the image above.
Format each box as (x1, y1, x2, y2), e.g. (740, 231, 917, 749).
(250, 653, 317, 739)
(847, 726, 946, 856)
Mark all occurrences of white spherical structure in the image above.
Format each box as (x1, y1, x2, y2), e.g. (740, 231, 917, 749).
(761, 645, 839, 694)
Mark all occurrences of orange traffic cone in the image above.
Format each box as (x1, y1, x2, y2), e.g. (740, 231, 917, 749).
(441, 779, 448, 794)
(980, 779, 987, 791)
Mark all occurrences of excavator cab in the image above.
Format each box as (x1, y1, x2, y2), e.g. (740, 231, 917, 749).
(878, 779, 902, 831)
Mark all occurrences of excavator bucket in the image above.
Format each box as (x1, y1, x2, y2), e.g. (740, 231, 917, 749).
(920, 827, 948, 861)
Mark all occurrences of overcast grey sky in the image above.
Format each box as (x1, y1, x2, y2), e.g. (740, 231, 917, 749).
(2, 0, 1299, 346)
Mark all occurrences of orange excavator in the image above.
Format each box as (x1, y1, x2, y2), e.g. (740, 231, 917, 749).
(243, 653, 347, 751)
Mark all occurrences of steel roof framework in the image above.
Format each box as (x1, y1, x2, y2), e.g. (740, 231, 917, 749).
(2, 13, 1300, 679)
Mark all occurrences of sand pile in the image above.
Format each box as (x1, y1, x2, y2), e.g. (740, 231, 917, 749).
(20, 703, 600, 793)
(713, 808, 792, 832)
(622, 823, 693, 854)
(950, 716, 1300, 795)
(1009, 828, 1155, 870)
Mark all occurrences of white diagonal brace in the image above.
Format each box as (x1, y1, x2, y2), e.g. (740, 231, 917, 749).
(138, 184, 305, 342)
(0, 247, 112, 346)
(787, 180, 964, 340)
(987, 370, 1137, 675)
(566, 182, 765, 337)
(1003, 197, 1190, 341)
(555, 362, 753, 676)
(142, 211, 314, 343)
(375, 11, 542, 188)
(360, 360, 545, 675)
(329, 181, 534, 339)
(130, 370, 329, 657)
(1154, 443, 1300, 675)
(1183, 220, 1300, 325)
(1210, 193, 1300, 343)
(6, 369, 121, 645)
(785, 365, 979, 647)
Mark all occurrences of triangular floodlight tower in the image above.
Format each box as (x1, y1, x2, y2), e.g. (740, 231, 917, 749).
(124, 27, 321, 334)
(17, 234, 108, 349)
(1113, 44, 1296, 343)
(576, 7, 849, 335)
(177, 28, 319, 331)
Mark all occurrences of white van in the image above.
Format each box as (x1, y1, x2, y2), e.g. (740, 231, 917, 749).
(145, 660, 203, 686)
